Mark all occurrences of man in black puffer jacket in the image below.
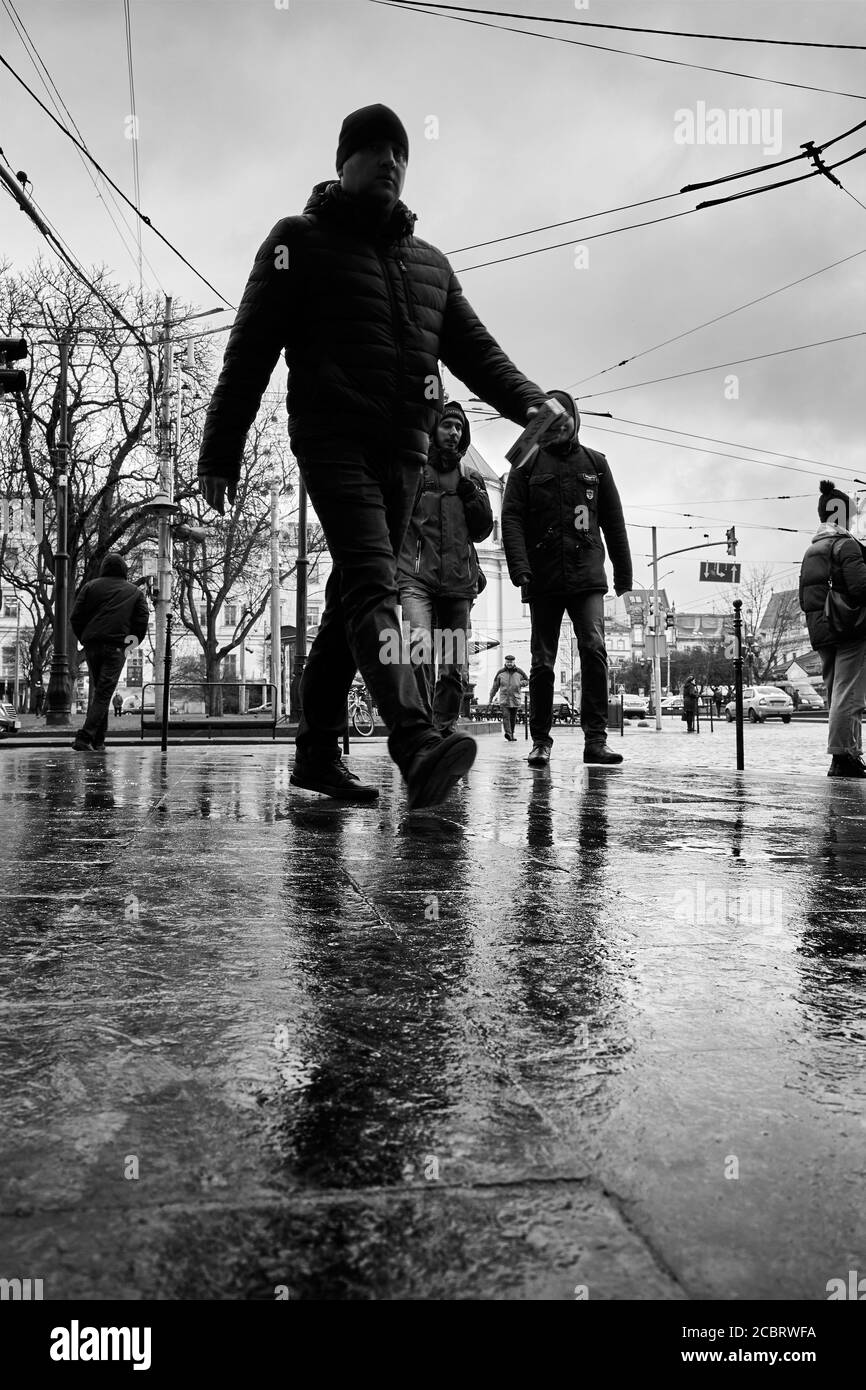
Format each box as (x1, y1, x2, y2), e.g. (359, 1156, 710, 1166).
(502, 391, 632, 768)
(69, 553, 149, 753)
(198, 104, 555, 809)
(799, 480, 866, 778)
(397, 401, 492, 736)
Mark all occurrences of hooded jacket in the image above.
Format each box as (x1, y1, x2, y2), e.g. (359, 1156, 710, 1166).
(500, 395, 632, 598)
(397, 403, 493, 598)
(70, 575, 149, 647)
(799, 522, 866, 648)
(198, 181, 547, 481)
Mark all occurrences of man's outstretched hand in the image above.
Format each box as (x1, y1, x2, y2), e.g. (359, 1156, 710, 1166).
(200, 475, 237, 516)
(526, 401, 573, 447)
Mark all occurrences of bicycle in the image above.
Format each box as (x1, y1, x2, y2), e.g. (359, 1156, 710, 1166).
(348, 686, 375, 736)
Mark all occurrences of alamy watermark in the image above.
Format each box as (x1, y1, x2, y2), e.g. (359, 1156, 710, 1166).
(674, 102, 783, 158)
(1, 495, 44, 544)
(379, 622, 469, 667)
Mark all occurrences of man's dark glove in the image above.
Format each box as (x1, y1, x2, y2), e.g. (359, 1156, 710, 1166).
(517, 573, 532, 603)
(455, 475, 477, 502)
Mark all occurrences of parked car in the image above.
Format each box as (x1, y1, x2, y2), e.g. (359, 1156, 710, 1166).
(621, 693, 650, 719)
(725, 686, 793, 723)
(795, 687, 825, 710)
(0, 701, 21, 737)
(660, 694, 683, 713)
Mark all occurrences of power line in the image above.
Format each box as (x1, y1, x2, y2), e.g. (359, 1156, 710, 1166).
(454, 207, 696, 273)
(569, 247, 866, 389)
(604, 417, 857, 474)
(0, 49, 235, 308)
(446, 190, 681, 256)
(392, 3, 866, 50)
(0, 0, 165, 294)
(576, 331, 864, 400)
(373, 1, 866, 100)
(582, 423, 862, 484)
(122, 0, 143, 290)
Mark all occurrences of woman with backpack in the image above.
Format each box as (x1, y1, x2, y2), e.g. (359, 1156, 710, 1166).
(799, 481, 866, 778)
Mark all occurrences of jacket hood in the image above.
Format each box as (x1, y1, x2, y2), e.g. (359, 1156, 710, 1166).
(545, 390, 580, 454)
(429, 402, 471, 468)
(304, 179, 417, 242)
(812, 521, 855, 544)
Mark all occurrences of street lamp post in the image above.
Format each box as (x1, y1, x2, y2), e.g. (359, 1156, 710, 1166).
(270, 478, 282, 717)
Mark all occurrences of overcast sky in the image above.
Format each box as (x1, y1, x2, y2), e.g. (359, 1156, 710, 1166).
(2, 0, 864, 612)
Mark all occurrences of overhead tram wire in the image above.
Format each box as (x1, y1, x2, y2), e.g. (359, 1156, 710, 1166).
(576, 331, 865, 401)
(373, 1, 866, 100)
(569, 247, 866, 390)
(597, 418, 855, 475)
(0, 0, 166, 295)
(0, 50, 235, 308)
(122, 0, 143, 290)
(580, 424, 860, 484)
(388, 4, 866, 50)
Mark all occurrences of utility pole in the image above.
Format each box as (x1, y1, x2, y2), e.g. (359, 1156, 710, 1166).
(270, 479, 282, 716)
(651, 526, 662, 731)
(46, 333, 71, 726)
(13, 589, 20, 711)
(153, 295, 173, 720)
(294, 475, 308, 718)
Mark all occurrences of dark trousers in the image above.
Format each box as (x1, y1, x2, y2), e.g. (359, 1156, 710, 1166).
(295, 439, 436, 772)
(81, 643, 127, 745)
(399, 583, 471, 733)
(529, 591, 608, 745)
(500, 705, 519, 737)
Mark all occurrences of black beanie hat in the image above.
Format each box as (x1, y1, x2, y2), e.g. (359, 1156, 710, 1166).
(818, 479, 851, 526)
(440, 400, 471, 455)
(336, 104, 409, 172)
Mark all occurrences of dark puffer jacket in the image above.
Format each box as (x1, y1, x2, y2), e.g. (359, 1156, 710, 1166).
(501, 423, 633, 598)
(198, 181, 546, 481)
(799, 524, 866, 648)
(397, 403, 493, 598)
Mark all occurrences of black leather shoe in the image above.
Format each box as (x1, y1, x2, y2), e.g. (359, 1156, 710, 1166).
(828, 755, 866, 779)
(527, 742, 551, 767)
(406, 733, 476, 810)
(291, 757, 379, 801)
(583, 742, 623, 765)
(72, 735, 92, 751)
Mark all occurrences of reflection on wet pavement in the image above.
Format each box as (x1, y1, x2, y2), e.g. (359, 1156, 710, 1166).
(1, 722, 864, 1299)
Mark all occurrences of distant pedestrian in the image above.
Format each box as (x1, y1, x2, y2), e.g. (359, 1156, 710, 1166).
(397, 401, 493, 737)
(33, 680, 44, 715)
(489, 655, 527, 741)
(713, 685, 723, 717)
(799, 480, 866, 778)
(501, 390, 632, 767)
(682, 676, 699, 733)
(70, 554, 149, 753)
(113, 692, 124, 718)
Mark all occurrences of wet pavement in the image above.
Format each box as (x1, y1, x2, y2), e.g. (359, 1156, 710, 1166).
(1, 720, 864, 1300)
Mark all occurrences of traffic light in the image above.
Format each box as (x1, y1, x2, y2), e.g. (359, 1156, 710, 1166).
(0, 338, 28, 395)
(665, 612, 675, 631)
(726, 526, 737, 556)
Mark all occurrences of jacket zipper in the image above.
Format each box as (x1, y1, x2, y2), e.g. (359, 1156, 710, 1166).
(377, 249, 406, 406)
(398, 259, 417, 324)
(414, 539, 422, 574)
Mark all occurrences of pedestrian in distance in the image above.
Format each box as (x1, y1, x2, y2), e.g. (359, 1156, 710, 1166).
(501, 391, 633, 767)
(113, 692, 123, 718)
(713, 685, 723, 718)
(489, 655, 527, 741)
(69, 554, 149, 753)
(799, 480, 866, 778)
(197, 103, 568, 808)
(682, 676, 699, 733)
(397, 401, 492, 738)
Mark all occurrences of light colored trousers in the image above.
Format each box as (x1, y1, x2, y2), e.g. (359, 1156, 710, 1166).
(819, 639, 866, 757)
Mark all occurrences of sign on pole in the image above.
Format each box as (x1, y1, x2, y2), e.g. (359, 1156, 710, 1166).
(700, 561, 741, 583)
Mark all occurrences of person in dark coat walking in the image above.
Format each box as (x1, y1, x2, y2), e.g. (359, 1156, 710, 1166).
(397, 401, 492, 736)
(113, 692, 124, 718)
(682, 676, 699, 733)
(70, 553, 149, 752)
(799, 480, 866, 777)
(197, 104, 561, 809)
(501, 391, 633, 767)
(489, 655, 528, 741)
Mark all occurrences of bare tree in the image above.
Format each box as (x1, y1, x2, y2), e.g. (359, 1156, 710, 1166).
(739, 566, 802, 681)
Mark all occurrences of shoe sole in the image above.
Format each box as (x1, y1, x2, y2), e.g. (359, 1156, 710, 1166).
(407, 738, 477, 810)
(583, 754, 624, 765)
(290, 773, 379, 803)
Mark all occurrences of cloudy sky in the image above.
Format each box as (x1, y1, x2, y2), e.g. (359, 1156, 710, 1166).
(2, 0, 864, 613)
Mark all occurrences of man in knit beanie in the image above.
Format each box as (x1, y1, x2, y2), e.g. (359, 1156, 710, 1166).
(198, 104, 561, 810)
